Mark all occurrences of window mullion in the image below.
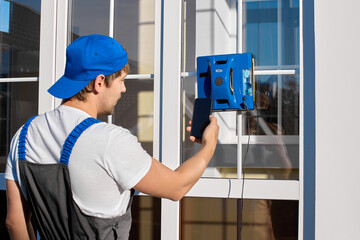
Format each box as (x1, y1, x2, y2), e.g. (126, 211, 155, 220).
(38, 0, 57, 114)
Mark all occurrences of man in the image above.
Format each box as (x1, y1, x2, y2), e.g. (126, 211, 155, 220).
(5, 34, 219, 239)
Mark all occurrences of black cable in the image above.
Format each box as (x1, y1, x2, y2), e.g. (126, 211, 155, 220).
(238, 103, 251, 240)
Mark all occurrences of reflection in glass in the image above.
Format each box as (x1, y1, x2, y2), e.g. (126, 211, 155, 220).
(113, 79, 154, 156)
(0, 0, 41, 78)
(0, 82, 38, 172)
(181, 197, 298, 240)
(240, 74, 299, 179)
(243, 0, 299, 66)
(114, 0, 155, 74)
(69, 0, 110, 42)
(242, 144, 298, 180)
(0, 0, 40, 173)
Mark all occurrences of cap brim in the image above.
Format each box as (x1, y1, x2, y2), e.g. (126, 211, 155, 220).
(48, 75, 92, 99)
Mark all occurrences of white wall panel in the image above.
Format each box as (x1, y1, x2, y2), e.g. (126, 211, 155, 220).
(315, 0, 360, 239)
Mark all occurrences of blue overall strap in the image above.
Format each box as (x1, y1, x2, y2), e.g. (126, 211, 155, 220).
(18, 116, 38, 161)
(60, 117, 101, 165)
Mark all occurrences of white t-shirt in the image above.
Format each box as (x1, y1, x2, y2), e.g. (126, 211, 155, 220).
(5, 105, 152, 218)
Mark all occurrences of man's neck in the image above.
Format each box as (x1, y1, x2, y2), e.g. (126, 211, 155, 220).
(62, 99, 98, 118)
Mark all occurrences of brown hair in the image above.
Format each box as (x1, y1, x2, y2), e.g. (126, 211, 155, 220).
(65, 63, 129, 102)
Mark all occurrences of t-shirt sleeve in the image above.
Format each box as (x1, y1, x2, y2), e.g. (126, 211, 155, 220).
(4, 129, 21, 181)
(104, 128, 152, 190)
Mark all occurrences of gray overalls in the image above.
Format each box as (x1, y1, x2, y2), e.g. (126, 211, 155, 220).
(18, 116, 134, 239)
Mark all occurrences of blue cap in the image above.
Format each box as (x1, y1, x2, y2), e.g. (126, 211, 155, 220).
(48, 34, 128, 99)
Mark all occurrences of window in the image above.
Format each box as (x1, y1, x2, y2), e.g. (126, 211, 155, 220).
(242, 0, 299, 180)
(69, 1, 158, 238)
(182, 0, 299, 180)
(0, 0, 41, 172)
(177, 1, 300, 239)
(0, 1, 41, 238)
(113, 0, 155, 155)
(69, 0, 155, 155)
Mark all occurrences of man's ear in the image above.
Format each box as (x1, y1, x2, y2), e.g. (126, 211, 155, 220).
(93, 74, 106, 94)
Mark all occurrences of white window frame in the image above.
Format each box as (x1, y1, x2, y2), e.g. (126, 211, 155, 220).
(158, 0, 304, 239)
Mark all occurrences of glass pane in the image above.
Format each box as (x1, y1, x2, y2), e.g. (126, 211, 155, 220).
(130, 196, 161, 240)
(240, 73, 299, 180)
(69, 1, 155, 152)
(113, 0, 155, 152)
(181, 197, 298, 240)
(243, 0, 299, 66)
(182, 0, 239, 178)
(0, 82, 39, 172)
(0, 0, 40, 173)
(242, 0, 299, 179)
(114, 0, 155, 74)
(251, 74, 299, 135)
(113, 79, 154, 156)
(69, 0, 110, 42)
(181, 0, 299, 180)
(0, 0, 41, 78)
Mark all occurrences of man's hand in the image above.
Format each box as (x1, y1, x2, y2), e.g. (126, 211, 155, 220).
(187, 115, 219, 145)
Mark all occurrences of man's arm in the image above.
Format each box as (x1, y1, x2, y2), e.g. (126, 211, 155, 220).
(134, 115, 219, 201)
(6, 179, 36, 240)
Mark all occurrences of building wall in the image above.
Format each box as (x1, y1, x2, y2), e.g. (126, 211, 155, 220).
(315, 0, 360, 239)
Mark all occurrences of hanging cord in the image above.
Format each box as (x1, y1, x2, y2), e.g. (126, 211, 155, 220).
(238, 102, 251, 240)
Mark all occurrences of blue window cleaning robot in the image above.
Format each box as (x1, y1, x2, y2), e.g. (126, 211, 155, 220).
(197, 53, 255, 111)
